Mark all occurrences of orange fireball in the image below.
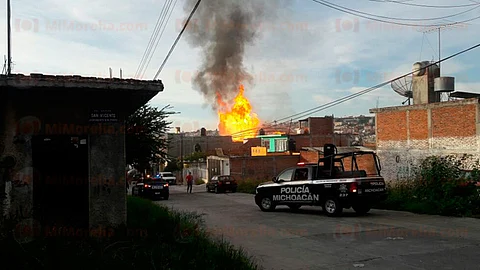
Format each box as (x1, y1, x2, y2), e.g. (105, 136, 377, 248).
(217, 85, 260, 142)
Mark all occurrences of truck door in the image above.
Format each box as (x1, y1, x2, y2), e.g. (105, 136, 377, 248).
(272, 167, 315, 205)
(271, 168, 294, 204)
(291, 167, 315, 204)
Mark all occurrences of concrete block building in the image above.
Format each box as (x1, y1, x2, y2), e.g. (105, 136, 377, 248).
(0, 74, 161, 235)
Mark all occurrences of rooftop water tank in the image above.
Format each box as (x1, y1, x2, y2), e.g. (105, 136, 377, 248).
(412, 61, 439, 77)
(434, 77, 455, 92)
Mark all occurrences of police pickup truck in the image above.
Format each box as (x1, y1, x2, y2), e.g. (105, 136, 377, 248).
(254, 144, 387, 216)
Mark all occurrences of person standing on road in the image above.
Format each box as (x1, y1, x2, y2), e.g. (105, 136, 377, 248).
(186, 172, 193, 193)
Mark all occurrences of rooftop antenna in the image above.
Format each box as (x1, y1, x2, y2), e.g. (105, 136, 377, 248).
(6, 0, 12, 75)
(418, 20, 469, 76)
(109, 67, 112, 78)
(2, 55, 6, 75)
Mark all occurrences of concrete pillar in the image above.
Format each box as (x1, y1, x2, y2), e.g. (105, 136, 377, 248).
(88, 127, 126, 230)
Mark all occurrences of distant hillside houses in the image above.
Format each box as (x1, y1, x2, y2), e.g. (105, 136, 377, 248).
(334, 115, 375, 136)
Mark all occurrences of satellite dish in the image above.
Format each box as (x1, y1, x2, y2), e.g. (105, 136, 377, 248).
(391, 75, 413, 105)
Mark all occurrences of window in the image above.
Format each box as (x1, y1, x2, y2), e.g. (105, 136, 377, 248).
(261, 139, 270, 149)
(274, 138, 288, 152)
(277, 169, 294, 182)
(293, 168, 309, 181)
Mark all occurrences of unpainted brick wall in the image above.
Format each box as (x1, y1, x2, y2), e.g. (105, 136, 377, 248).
(376, 111, 407, 141)
(308, 117, 334, 135)
(374, 100, 480, 181)
(431, 104, 477, 137)
(229, 156, 300, 181)
(299, 151, 318, 163)
(342, 154, 378, 176)
(291, 134, 351, 149)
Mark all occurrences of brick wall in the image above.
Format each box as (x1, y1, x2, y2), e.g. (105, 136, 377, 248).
(342, 154, 377, 175)
(376, 111, 407, 142)
(291, 134, 352, 149)
(308, 117, 334, 135)
(168, 134, 242, 157)
(370, 99, 480, 181)
(299, 151, 318, 163)
(229, 156, 300, 181)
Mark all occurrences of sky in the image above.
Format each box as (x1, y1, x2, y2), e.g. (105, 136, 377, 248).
(1, 0, 479, 133)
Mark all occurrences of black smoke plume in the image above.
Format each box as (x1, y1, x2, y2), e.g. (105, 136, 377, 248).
(181, 0, 285, 111)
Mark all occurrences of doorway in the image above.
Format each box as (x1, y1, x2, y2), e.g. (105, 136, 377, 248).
(32, 135, 89, 232)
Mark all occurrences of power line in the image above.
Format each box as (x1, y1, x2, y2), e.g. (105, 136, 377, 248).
(336, 1, 480, 21)
(135, 0, 170, 78)
(140, 0, 178, 79)
(153, 0, 202, 80)
(311, 0, 480, 27)
(229, 42, 480, 138)
(135, 0, 173, 79)
(368, 0, 480, 8)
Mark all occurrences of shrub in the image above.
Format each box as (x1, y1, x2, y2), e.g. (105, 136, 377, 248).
(0, 196, 261, 270)
(195, 179, 205, 185)
(237, 179, 267, 194)
(374, 155, 480, 217)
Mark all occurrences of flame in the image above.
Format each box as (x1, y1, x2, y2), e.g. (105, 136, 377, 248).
(217, 85, 260, 142)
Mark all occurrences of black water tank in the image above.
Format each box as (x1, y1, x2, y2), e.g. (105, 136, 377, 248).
(258, 128, 265, 135)
(323, 144, 336, 170)
(200, 127, 206, 136)
(194, 143, 202, 152)
(288, 138, 296, 152)
(324, 144, 336, 157)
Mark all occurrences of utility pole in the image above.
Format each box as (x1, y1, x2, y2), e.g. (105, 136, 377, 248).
(7, 0, 12, 75)
(435, 27, 441, 72)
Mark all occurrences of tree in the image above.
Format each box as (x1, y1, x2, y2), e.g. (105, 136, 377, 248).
(164, 158, 181, 172)
(126, 104, 175, 172)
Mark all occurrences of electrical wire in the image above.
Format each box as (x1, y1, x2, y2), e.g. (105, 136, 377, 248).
(311, 0, 480, 27)
(229, 42, 480, 138)
(135, 0, 171, 78)
(329, 0, 480, 21)
(137, 0, 175, 78)
(368, 0, 480, 8)
(153, 0, 202, 80)
(140, 0, 178, 79)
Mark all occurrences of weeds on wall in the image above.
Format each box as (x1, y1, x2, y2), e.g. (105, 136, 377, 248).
(376, 155, 480, 217)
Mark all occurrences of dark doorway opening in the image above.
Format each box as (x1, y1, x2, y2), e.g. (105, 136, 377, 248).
(32, 135, 89, 232)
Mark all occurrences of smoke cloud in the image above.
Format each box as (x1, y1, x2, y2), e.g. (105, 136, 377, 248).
(181, 0, 287, 111)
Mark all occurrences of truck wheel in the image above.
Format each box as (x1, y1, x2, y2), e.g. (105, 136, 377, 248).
(259, 196, 276, 212)
(324, 198, 343, 217)
(353, 204, 371, 215)
(287, 204, 301, 211)
(206, 186, 210, 192)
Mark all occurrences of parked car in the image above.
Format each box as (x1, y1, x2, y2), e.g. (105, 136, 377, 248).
(132, 177, 169, 200)
(158, 172, 177, 185)
(206, 175, 237, 193)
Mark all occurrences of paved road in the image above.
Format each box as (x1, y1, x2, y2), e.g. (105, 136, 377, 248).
(157, 184, 480, 270)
